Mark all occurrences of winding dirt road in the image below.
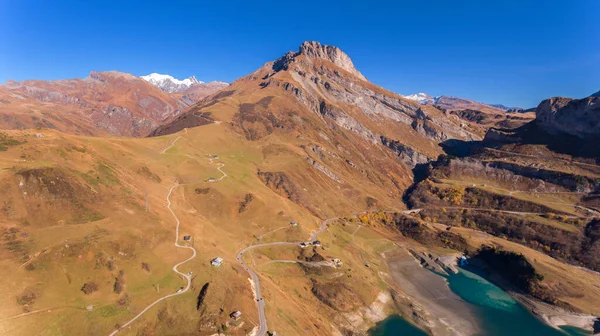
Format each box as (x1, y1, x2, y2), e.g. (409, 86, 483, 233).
(109, 133, 226, 335)
(235, 216, 341, 336)
(235, 210, 416, 335)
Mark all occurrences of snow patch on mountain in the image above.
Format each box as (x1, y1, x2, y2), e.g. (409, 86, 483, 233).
(141, 73, 202, 93)
(403, 93, 438, 105)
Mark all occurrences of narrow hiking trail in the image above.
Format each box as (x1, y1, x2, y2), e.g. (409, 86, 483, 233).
(109, 132, 226, 335)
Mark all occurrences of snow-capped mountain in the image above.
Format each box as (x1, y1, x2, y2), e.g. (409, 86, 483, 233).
(403, 92, 437, 105)
(141, 73, 203, 93)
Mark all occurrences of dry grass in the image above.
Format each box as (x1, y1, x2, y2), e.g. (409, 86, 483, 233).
(0, 122, 412, 335)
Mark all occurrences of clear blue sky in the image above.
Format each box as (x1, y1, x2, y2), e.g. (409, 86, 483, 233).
(1, 0, 598, 107)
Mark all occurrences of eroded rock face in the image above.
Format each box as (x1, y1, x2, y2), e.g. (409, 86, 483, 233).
(380, 135, 430, 168)
(306, 157, 344, 183)
(536, 96, 600, 139)
(299, 41, 367, 81)
(319, 101, 378, 143)
(256, 171, 304, 203)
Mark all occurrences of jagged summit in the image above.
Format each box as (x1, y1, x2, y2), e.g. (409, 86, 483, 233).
(271, 41, 366, 81)
(298, 41, 366, 80)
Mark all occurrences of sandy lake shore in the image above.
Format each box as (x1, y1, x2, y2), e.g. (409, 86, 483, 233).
(386, 248, 480, 336)
(512, 293, 600, 335)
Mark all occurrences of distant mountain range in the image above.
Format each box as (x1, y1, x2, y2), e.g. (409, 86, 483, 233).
(141, 73, 229, 102)
(141, 73, 202, 93)
(0, 71, 227, 136)
(141, 73, 228, 95)
(403, 92, 527, 113)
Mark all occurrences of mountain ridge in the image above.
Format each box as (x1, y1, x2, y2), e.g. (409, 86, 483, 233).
(403, 92, 526, 113)
(153, 41, 484, 154)
(0, 70, 228, 137)
(141, 72, 229, 94)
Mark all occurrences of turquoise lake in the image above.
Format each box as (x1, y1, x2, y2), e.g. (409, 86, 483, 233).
(370, 267, 591, 336)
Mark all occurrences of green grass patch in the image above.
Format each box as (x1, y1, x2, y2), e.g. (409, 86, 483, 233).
(0, 132, 24, 151)
(96, 304, 124, 318)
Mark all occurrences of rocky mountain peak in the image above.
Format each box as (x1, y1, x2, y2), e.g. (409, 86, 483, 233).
(536, 95, 600, 139)
(591, 90, 600, 97)
(298, 41, 366, 80)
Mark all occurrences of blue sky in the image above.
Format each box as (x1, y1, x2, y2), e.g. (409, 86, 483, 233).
(1, 0, 598, 107)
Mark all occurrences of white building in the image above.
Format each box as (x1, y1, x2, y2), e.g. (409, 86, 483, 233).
(230, 310, 242, 320)
(211, 257, 223, 267)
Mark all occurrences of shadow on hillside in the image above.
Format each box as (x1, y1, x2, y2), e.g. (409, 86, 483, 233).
(440, 139, 483, 158)
(402, 162, 430, 207)
(441, 121, 600, 163)
(489, 121, 600, 162)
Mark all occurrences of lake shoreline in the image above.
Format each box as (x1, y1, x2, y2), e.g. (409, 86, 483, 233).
(383, 247, 597, 336)
(463, 259, 599, 335)
(510, 292, 598, 334)
(385, 248, 480, 336)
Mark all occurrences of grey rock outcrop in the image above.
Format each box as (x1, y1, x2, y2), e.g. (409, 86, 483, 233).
(445, 158, 600, 193)
(299, 41, 367, 81)
(380, 135, 430, 168)
(306, 157, 344, 183)
(319, 102, 378, 143)
(536, 96, 600, 139)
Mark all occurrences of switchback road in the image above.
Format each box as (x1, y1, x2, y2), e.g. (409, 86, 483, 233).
(109, 132, 226, 335)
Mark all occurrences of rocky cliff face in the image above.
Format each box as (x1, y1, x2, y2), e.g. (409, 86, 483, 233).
(536, 96, 600, 139)
(298, 41, 367, 81)
(380, 135, 431, 168)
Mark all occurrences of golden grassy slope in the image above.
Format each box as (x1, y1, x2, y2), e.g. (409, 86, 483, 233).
(0, 117, 413, 335)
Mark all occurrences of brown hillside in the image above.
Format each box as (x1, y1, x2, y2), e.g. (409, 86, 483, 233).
(150, 41, 490, 213)
(0, 71, 224, 137)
